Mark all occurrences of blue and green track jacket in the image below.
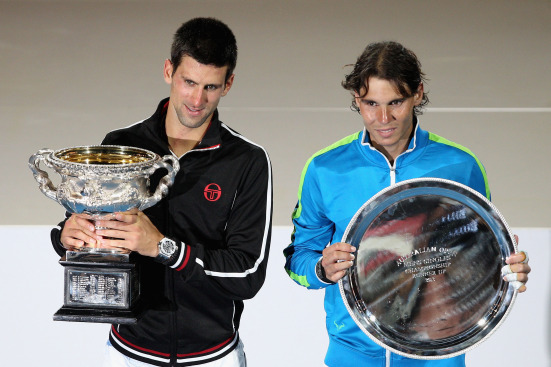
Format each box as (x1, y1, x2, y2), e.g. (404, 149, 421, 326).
(284, 121, 489, 367)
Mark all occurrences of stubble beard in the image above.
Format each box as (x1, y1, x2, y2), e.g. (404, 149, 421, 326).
(175, 106, 213, 129)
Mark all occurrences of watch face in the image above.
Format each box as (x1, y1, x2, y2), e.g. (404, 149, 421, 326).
(160, 239, 176, 255)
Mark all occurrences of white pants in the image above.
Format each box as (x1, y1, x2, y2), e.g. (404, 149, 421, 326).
(103, 339, 247, 367)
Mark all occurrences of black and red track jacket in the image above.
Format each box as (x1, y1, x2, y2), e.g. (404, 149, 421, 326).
(50, 98, 273, 366)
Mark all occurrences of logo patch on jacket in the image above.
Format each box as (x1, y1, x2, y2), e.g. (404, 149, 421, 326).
(204, 183, 222, 202)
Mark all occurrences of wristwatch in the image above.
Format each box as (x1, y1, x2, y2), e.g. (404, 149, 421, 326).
(155, 237, 178, 265)
(315, 258, 335, 284)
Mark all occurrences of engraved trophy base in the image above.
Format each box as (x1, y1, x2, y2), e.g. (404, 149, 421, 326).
(54, 250, 144, 324)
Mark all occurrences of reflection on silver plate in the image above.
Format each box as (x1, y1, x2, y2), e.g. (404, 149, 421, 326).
(339, 178, 517, 359)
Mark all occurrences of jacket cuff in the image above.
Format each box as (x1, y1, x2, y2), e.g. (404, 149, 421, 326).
(169, 241, 191, 271)
(50, 227, 67, 257)
(315, 257, 336, 285)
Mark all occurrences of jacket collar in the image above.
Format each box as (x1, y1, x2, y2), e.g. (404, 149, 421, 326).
(195, 109, 223, 150)
(359, 117, 428, 165)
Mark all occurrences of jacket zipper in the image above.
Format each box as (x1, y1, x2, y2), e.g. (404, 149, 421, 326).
(166, 144, 219, 366)
(368, 144, 398, 185)
(169, 268, 176, 366)
(164, 161, 178, 367)
(390, 165, 396, 185)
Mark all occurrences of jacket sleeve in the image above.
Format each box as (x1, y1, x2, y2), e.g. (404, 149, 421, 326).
(283, 158, 336, 290)
(50, 214, 70, 257)
(168, 147, 273, 301)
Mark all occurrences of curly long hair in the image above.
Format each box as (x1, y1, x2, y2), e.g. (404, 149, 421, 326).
(342, 41, 429, 115)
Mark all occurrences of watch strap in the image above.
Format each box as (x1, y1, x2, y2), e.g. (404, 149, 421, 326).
(316, 257, 335, 284)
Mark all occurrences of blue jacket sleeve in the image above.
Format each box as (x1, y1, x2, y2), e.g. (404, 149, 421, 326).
(284, 159, 336, 289)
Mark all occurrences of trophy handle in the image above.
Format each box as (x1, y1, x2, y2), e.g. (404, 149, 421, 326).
(139, 155, 180, 211)
(28, 148, 58, 202)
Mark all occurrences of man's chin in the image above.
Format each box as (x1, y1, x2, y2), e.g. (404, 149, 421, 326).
(177, 115, 209, 129)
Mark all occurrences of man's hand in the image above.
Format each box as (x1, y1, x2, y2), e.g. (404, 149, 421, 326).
(320, 242, 356, 283)
(60, 213, 101, 250)
(94, 208, 163, 257)
(501, 235, 531, 293)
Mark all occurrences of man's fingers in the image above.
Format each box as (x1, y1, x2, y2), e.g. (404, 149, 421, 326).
(66, 215, 99, 241)
(95, 228, 129, 241)
(322, 243, 356, 261)
(60, 237, 84, 249)
(517, 284, 527, 293)
(506, 250, 529, 265)
(501, 262, 529, 293)
(519, 250, 529, 263)
(321, 242, 357, 282)
(322, 251, 355, 266)
(325, 262, 354, 283)
(508, 280, 527, 293)
(326, 257, 354, 270)
(61, 224, 99, 249)
(71, 215, 96, 232)
(114, 209, 140, 223)
(329, 242, 356, 253)
(330, 270, 348, 283)
(95, 217, 134, 231)
(97, 238, 128, 251)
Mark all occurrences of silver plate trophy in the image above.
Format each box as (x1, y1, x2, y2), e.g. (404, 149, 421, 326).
(29, 145, 179, 324)
(339, 178, 517, 359)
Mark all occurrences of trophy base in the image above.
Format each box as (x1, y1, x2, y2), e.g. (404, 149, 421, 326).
(57, 251, 143, 324)
(53, 299, 146, 324)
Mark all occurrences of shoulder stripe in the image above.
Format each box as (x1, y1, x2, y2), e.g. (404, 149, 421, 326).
(293, 132, 360, 219)
(106, 119, 145, 135)
(428, 132, 491, 199)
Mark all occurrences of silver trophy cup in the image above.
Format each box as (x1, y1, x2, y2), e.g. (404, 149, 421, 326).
(29, 145, 180, 323)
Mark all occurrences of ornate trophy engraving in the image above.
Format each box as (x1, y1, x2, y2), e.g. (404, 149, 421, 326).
(340, 178, 517, 359)
(29, 145, 179, 324)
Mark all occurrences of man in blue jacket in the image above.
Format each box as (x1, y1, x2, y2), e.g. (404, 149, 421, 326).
(284, 41, 530, 366)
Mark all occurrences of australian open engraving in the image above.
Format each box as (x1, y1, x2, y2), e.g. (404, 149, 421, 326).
(398, 247, 458, 282)
(67, 269, 128, 307)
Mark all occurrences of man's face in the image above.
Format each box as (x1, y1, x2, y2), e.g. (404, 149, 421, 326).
(164, 55, 234, 129)
(355, 77, 423, 162)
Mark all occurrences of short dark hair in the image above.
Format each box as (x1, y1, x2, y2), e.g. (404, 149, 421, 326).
(171, 17, 237, 82)
(342, 41, 429, 115)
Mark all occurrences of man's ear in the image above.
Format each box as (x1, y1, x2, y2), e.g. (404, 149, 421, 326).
(222, 74, 235, 96)
(413, 83, 424, 105)
(353, 91, 361, 107)
(163, 59, 173, 84)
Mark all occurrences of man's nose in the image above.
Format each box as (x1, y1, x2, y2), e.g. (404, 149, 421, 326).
(190, 88, 206, 106)
(379, 106, 392, 123)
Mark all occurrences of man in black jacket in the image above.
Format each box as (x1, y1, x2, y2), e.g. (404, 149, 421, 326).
(52, 17, 272, 367)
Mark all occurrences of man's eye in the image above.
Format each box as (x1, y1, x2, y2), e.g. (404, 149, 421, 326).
(185, 80, 195, 86)
(206, 85, 217, 91)
(362, 100, 377, 107)
(391, 100, 404, 106)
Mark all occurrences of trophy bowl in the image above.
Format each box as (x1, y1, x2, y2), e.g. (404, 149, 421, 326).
(339, 178, 517, 359)
(29, 145, 179, 216)
(29, 145, 180, 323)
